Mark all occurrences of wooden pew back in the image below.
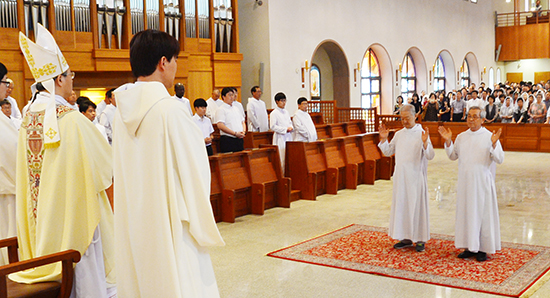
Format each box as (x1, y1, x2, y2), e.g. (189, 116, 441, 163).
(328, 123, 347, 138)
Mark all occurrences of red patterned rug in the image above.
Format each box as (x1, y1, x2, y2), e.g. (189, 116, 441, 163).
(267, 224, 550, 297)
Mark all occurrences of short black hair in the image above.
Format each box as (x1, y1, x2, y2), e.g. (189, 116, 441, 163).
(0, 62, 7, 80)
(297, 97, 308, 105)
(221, 87, 233, 98)
(106, 88, 116, 99)
(79, 100, 96, 113)
(174, 83, 185, 91)
(129, 30, 180, 78)
(194, 98, 207, 108)
(1, 99, 11, 107)
(76, 96, 90, 106)
(274, 92, 286, 102)
(251, 86, 260, 94)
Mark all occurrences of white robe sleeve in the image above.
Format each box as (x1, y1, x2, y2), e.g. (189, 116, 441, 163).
(444, 140, 458, 161)
(293, 114, 309, 140)
(490, 140, 504, 164)
(378, 139, 395, 157)
(423, 140, 435, 161)
(247, 101, 259, 132)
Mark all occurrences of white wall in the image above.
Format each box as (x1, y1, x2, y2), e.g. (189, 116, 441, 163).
(238, 0, 272, 108)
(240, 0, 499, 113)
(502, 59, 550, 83)
(311, 47, 334, 102)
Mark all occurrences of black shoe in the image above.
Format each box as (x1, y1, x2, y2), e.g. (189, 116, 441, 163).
(393, 240, 413, 249)
(415, 242, 425, 252)
(476, 252, 487, 262)
(458, 250, 477, 259)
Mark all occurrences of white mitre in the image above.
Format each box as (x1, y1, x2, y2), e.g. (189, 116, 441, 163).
(19, 24, 69, 148)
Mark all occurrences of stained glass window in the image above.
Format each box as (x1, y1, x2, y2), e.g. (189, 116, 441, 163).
(460, 59, 470, 88)
(310, 65, 321, 98)
(401, 53, 416, 101)
(361, 49, 381, 110)
(434, 55, 445, 93)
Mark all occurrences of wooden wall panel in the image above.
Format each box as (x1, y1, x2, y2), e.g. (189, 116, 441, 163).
(495, 26, 519, 61)
(188, 71, 213, 112)
(507, 72, 523, 83)
(518, 25, 538, 59)
(535, 72, 550, 83)
(534, 24, 550, 58)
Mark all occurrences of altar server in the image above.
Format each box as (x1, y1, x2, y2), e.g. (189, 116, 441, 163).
(378, 104, 434, 252)
(270, 92, 293, 170)
(0, 63, 17, 266)
(438, 106, 504, 262)
(292, 97, 317, 142)
(246, 86, 269, 132)
(112, 29, 224, 298)
(13, 25, 115, 297)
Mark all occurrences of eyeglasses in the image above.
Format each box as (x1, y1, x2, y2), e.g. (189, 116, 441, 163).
(62, 71, 76, 80)
(0, 81, 10, 88)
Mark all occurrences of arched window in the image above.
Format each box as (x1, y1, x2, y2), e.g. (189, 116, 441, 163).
(434, 55, 445, 93)
(401, 53, 416, 101)
(361, 49, 381, 110)
(460, 59, 470, 88)
(310, 65, 321, 99)
(489, 68, 494, 89)
(496, 68, 502, 84)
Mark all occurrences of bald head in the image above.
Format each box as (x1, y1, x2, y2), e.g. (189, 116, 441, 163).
(212, 89, 220, 100)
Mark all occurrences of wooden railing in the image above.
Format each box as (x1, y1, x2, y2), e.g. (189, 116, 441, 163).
(496, 10, 549, 27)
(307, 100, 377, 132)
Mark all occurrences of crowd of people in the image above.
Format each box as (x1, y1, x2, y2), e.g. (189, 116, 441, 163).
(394, 81, 550, 124)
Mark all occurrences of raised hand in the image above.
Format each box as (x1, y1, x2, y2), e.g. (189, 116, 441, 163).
(379, 123, 389, 143)
(491, 128, 502, 147)
(422, 126, 430, 144)
(438, 126, 452, 146)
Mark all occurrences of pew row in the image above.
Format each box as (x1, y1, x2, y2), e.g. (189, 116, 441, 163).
(316, 121, 367, 140)
(209, 147, 291, 223)
(286, 133, 394, 201)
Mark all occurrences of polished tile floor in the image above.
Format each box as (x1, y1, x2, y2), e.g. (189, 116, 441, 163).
(209, 149, 550, 298)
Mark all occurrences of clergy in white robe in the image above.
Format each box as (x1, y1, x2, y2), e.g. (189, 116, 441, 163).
(206, 89, 222, 119)
(439, 106, 504, 262)
(113, 30, 224, 298)
(5, 78, 22, 120)
(0, 64, 17, 266)
(378, 104, 434, 252)
(246, 86, 269, 132)
(174, 82, 193, 115)
(292, 97, 317, 142)
(270, 92, 293, 171)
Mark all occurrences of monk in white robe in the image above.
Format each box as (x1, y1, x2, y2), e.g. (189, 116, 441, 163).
(439, 106, 504, 262)
(0, 63, 17, 266)
(246, 86, 269, 132)
(378, 104, 434, 252)
(270, 92, 293, 171)
(113, 30, 224, 298)
(292, 97, 317, 142)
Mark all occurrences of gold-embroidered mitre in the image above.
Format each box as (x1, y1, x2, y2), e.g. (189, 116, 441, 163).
(19, 24, 69, 83)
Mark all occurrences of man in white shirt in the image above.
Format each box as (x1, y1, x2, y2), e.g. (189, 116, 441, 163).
(193, 98, 215, 156)
(1, 100, 21, 129)
(98, 88, 117, 145)
(4, 78, 21, 120)
(206, 89, 222, 119)
(466, 90, 486, 111)
(173, 83, 193, 116)
(215, 87, 246, 153)
(231, 87, 246, 119)
(292, 97, 317, 142)
(246, 86, 269, 132)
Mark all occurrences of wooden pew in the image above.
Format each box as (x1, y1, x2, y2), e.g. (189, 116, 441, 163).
(243, 131, 274, 149)
(286, 141, 337, 200)
(249, 145, 291, 209)
(360, 133, 394, 181)
(345, 121, 366, 135)
(316, 124, 330, 140)
(217, 152, 265, 223)
(327, 123, 347, 138)
(209, 156, 224, 222)
(342, 135, 366, 188)
(323, 138, 353, 191)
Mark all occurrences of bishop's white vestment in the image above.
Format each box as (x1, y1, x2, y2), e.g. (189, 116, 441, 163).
(292, 109, 317, 142)
(445, 127, 504, 254)
(270, 107, 293, 171)
(113, 81, 225, 298)
(0, 113, 18, 266)
(378, 124, 434, 242)
(246, 97, 269, 132)
(10, 93, 115, 298)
